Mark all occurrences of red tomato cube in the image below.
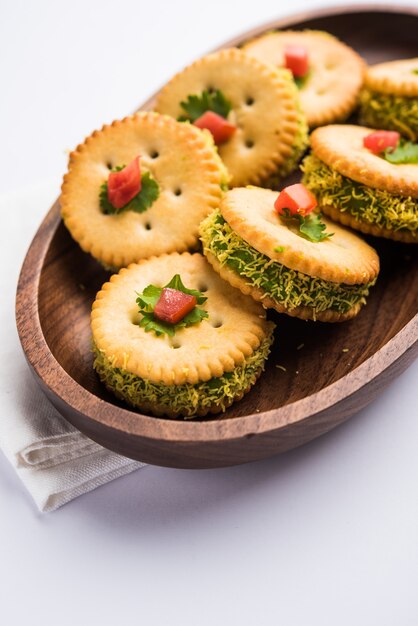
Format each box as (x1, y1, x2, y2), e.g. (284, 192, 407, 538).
(193, 111, 236, 145)
(274, 183, 317, 217)
(107, 156, 141, 210)
(154, 288, 197, 325)
(363, 131, 400, 154)
(284, 45, 309, 78)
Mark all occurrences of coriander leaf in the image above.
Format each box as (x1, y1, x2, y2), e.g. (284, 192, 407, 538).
(100, 171, 160, 215)
(139, 314, 176, 337)
(179, 92, 211, 121)
(181, 307, 208, 326)
(179, 89, 232, 122)
(209, 90, 232, 118)
(129, 172, 160, 213)
(298, 213, 333, 242)
(99, 182, 114, 214)
(412, 69, 418, 75)
(274, 246, 286, 253)
(294, 70, 311, 90)
(135, 284, 162, 311)
(384, 140, 418, 164)
(278, 208, 332, 242)
(135, 275, 208, 337)
(164, 274, 207, 305)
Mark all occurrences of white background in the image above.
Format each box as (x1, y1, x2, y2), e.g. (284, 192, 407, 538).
(1, 1, 418, 624)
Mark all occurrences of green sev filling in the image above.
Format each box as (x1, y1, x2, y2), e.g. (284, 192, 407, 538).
(267, 112, 309, 184)
(359, 88, 418, 142)
(265, 74, 309, 185)
(302, 154, 418, 235)
(198, 127, 230, 191)
(93, 332, 273, 418)
(200, 210, 373, 315)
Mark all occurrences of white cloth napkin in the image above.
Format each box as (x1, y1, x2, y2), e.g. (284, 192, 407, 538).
(0, 182, 145, 512)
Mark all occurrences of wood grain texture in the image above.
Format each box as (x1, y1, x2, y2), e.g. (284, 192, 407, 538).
(16, 6, 418, 469)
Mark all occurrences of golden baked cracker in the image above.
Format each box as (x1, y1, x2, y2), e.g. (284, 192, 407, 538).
(365, 58, 418, 97)
(219, 187, 379, 285)
(204, 249, 362, 323)
(320, 204, 417, 244)
(61, 112, 228, 269)
(242, 30, 366, 128)
(310, 124, 418, 199)
(154, 48, 303, 186)
(91, 252, 274, 387)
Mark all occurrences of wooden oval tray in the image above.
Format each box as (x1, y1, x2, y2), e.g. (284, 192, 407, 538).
(16, 5, 418, 469)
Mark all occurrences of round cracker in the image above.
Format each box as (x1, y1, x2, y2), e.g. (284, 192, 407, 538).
(91, 252, 274, 386)
(311, 124, 418, 199)
(204, 249, 362, 323)
(219, 187, 379, 285)
(154, 48, 302, 186)
(365, 58, 418, 97)
(242, 30, 365, 128)
(61, 112, 227, 269)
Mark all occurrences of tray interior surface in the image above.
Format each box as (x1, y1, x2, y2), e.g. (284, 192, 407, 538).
(38, 224, 417, 422)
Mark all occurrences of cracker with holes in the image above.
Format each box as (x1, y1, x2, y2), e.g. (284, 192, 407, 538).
(200, 187, 379, 322)
(61, 112, 228, 269)
(91, 252, 275, 418)
(360, 58, 418, 141)
(242, 30, 365, 128)
(302, 124, 418, 243)
(153, 48, 308, 186)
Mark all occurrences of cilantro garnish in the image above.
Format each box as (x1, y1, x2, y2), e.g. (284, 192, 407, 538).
(280, 209, 333, 243)
(135, 274, 208, 337)
(274, 246, 286, 253)
(298, 212, 332, 242)
(412, 69, 418, 75)
(178, 89, 232, 122)
(384, 140, 418, 164)
(294, 70, 311, 90)
(100, 168, 160, 215)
